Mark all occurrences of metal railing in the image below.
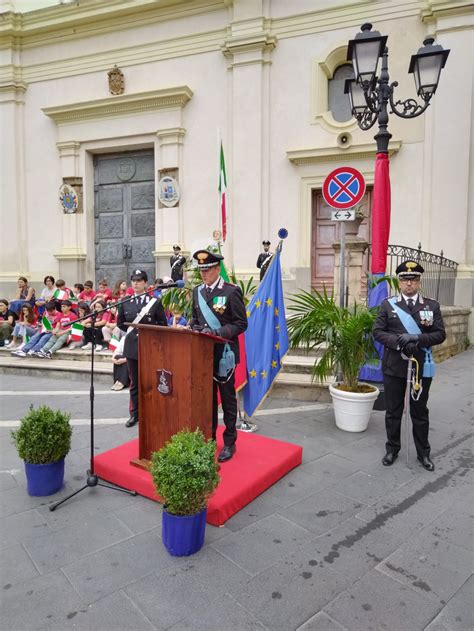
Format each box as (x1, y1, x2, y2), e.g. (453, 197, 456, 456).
(369, 243, 458, 305)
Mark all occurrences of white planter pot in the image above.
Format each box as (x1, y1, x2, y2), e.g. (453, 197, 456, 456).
(329, 382, 380, 432)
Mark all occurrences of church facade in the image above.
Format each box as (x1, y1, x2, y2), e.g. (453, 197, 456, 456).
(1, 0, 472, 306)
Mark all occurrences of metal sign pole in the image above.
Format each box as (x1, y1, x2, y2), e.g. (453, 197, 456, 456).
(339, 221, 346, 308)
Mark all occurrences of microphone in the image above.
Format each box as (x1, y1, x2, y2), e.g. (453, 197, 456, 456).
(153, 280, 185, 290)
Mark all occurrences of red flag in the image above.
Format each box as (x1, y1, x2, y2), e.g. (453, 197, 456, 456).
(371, 153, 391, 274)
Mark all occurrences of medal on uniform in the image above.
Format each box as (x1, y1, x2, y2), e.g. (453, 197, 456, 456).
(213, 296, 227, 313)
(420, 309, 433, 325)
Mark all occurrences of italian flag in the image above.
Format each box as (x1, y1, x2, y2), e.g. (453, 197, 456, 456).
(42, 315, 53, 333)
(53, 289, 69, 300)
(70, 322, 84, 341)
(218, 141, 227, 243)
(108, 335, 120, 352)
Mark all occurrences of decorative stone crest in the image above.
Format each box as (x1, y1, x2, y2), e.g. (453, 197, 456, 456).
(158, 175, 180, 207)
(107, 65, 124, 95)
(59, 184, 79, 214)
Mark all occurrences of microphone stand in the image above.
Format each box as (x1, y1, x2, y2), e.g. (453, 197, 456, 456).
(50, 283, 182, 511)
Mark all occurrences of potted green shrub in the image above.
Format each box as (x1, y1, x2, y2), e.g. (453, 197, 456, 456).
(11, 405, 72, 496)
(287, 288, 380, 432)
(150, 429, 220, 556)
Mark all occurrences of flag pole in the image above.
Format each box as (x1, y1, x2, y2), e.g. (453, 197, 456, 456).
(217, 128, 221, 239)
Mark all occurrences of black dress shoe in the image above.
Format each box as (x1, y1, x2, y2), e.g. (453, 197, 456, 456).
(218, 445, 236, 462)
(418, 455, 435, 471)
(382, 452, 398, 466)
(125, 417, 138, 428)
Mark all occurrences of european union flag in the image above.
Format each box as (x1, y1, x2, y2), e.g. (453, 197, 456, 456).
(243, 248, 289, 417)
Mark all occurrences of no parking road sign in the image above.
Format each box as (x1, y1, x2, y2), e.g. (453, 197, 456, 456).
(323, 166, 365, 210)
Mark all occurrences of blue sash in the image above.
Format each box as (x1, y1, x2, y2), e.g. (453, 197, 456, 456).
(388, 298, 435, 378)
(198, 287, 235, 378)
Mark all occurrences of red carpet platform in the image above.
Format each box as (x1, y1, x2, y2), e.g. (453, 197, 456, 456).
(94, 428, 303, 526)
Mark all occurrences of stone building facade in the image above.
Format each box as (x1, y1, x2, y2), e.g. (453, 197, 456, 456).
(1, 0, 472, 313)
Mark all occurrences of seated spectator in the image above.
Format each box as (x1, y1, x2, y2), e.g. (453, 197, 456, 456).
(112, 280, 128, 300)
(9, 276, 36, 315)
(91, 279, 112, 306)
(101, 302, 123, 350)
(53, 279, 73, 310)
(12, 301, 58, 357)
(72, 283, 84, 299)
(81, 299, 107, 351)
(153, 278, 164, 299)
(69, 301, 91, 349)
(8, 304, 39, 350)
(111, 336, 130, 391)
(78, 280, 96, 303)
(0, 299, 17, 347)
(37, 300, 77, 358)
(35, 276, 55, 316)
(168, 307, 187, 328)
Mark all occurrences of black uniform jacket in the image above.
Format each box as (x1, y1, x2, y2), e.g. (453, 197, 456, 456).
(170, 254, 186, 281)
(117, 294, 167, 361)
(373, 294, 446, 378)
(256, 252, 272, 269)
(191, 277, 248, 370)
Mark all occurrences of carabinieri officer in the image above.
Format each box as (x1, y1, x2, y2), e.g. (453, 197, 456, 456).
(190, 248, 248, 462)
(256, 240, 273, 281)
(373, 260, 446, 471)
(117, 269, 167, 427)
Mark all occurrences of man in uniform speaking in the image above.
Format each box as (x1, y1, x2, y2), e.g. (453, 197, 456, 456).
(190, 249, 247, 462)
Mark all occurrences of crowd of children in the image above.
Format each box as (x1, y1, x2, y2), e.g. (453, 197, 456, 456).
(0, 275, 188, 389)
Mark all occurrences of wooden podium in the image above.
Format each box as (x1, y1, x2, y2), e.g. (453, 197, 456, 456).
(129, 324, 227, 469)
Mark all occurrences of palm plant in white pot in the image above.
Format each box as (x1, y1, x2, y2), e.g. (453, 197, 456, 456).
(287, 288, 380, 432)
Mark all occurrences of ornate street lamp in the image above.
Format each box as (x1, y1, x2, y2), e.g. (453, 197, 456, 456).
(344, 23, 450, 152)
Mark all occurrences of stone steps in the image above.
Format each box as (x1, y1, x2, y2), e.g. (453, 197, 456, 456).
(0, 345, 330, 397)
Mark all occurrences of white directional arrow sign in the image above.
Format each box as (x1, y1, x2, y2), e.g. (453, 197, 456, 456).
(331, 209, 356, 221)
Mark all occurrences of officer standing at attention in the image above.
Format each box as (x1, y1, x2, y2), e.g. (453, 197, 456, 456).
(256, 240, 273, 281)
(170, 245, 187, 282)
(373, 260, 446, 471)
(190, 249, 248, 462)
(117, 269, 167, 427)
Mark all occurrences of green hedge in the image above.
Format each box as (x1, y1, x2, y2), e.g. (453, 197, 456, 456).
(151, 429, 219, 516)
(11, 405, 72, 464)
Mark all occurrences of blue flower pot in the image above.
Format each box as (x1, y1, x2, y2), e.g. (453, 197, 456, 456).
(24, 458, 65, 496)
(162, 508, 207, 556)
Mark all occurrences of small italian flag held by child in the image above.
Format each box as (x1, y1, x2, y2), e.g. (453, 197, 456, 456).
(53, 289, 69, 300)
(70, 322, 84, 341)
(42, 315, 53, 333)
(108, 335, 120, 352)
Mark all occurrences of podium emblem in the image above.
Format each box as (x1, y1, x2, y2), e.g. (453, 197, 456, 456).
(157, 369, 173, 396)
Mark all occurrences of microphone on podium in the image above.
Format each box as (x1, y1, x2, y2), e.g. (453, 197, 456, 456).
(153, 280, 185, 290)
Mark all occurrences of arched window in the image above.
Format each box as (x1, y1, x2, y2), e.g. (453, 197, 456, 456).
(328, 64, 353, 123)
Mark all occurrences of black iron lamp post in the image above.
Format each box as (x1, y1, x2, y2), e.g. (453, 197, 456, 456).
(344, 23, 450, 153)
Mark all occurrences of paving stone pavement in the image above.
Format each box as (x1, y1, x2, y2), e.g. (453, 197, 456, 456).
(0, 350, 472, 630)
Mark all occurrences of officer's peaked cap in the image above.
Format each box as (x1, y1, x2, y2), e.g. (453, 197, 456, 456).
(192, 248, 224, 269)
(262, 240, 271, 246)
(396, 260, 424, 279)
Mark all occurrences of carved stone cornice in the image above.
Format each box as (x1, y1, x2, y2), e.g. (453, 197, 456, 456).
(42, 86, 193, 125)
(221, 32, 277, 59)
(287, 141, 402, 165)
(156, 127, 186, 146)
